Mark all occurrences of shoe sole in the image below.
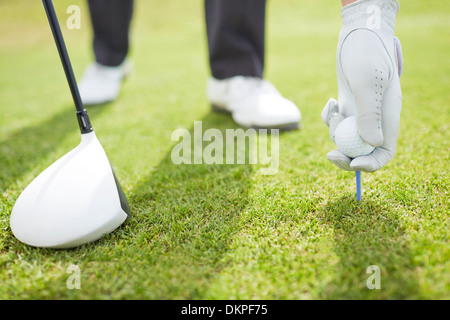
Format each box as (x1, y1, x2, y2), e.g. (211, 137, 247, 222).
(211, 104, 300, 131)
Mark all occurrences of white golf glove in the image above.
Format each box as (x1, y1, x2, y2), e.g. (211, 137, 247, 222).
(322, 0, 403, 172)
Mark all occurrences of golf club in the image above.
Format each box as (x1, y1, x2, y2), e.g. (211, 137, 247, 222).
(10, 0, 130, 248)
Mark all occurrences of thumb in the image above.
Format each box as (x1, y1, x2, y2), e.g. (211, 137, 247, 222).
(350, 147, 395, 172)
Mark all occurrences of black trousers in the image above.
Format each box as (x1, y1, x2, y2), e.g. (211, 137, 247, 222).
(87, 0, 266, 79)
(87, 0, 134, 67)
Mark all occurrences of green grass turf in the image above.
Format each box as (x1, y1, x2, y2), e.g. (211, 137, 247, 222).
(0, 0, 448, 299)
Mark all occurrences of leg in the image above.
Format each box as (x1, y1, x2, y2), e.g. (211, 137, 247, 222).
(205, 0, 266, 79)
(79, 0, 133, 105)
(204, 0, 301, 130)
(88, 0, 134, 66)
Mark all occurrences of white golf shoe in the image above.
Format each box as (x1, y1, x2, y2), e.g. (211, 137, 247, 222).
(78, 60, 131, 105)
(207, 76, 301, 130)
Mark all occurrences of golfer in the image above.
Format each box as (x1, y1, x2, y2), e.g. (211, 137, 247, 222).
(78, 0, 402, 172)
(78, 0, 300, 130)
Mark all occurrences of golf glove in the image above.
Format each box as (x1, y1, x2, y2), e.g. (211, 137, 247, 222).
(322, 0, 403, 172)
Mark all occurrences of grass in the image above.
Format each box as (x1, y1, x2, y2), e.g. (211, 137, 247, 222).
(0, 0, 448, 300)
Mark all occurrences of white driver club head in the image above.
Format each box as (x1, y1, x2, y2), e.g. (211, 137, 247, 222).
(9, 0, 130, 249)
(10, 131, 129, 248)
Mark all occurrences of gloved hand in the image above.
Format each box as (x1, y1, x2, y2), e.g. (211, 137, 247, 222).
(322, 0, 403, 172)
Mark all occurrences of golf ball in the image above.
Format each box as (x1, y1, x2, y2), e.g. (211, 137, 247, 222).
(334, 116, 375, 158)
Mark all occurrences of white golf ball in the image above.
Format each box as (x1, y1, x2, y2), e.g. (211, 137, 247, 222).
(334, 116, 375, 158)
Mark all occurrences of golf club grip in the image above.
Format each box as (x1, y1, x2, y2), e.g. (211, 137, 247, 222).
(42, 0, 92, 134)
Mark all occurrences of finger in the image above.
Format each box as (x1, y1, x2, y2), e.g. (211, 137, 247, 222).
(321, 98, 344, 142)
(340, 29, 393, 148)
(327, 150, 353, 171)
(350, 68, 402, 173)
(321, 98, 338, 126)
(350, 147, 394, 172)
(394, 36, 403, 78)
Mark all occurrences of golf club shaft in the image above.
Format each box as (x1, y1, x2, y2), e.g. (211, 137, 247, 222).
(42, 0, 92, 134)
